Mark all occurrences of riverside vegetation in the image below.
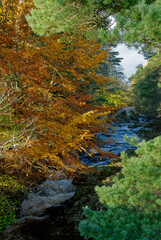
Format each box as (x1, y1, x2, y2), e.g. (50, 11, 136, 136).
(79, 136, 161, 240)
(0, 0, 161, 239)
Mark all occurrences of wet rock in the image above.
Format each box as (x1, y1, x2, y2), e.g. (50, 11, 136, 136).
(80, 153, 111, 166)
(1, 164, 122, 240)
(1, 112, 157, 240)
(128, 123, 141, 128)
(115, 107, 139, 123)
(1, 179, 76, 240)
(20, 179, 75, 217)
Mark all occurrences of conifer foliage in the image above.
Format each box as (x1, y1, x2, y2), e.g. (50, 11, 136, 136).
(0, 0, 115, 180)
(129, 51, 161, 117)
(26, 0, 161, 49)
(79, 136, 161, 240)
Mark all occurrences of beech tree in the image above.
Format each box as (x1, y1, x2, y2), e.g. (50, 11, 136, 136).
(0, 0, 117, 180)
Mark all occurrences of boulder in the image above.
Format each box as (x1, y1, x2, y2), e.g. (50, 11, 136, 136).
(115, 107, 139, 123)
(21, 179, 76, 217)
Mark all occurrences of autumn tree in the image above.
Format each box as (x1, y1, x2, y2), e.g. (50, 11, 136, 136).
(0, 0, 34, 156)
(0, 0, 117, 181)
(26, 0, 160, 111)
(0, 80, 22, 154)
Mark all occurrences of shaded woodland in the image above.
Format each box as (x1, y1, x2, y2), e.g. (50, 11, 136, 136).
(0, 0, 160, 239)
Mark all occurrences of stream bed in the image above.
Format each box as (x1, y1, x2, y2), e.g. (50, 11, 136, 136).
(80, 118, 148, 166)
(1, 109, 158, 240)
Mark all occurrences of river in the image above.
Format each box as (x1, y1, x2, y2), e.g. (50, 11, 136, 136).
(1, 110, 156, 240)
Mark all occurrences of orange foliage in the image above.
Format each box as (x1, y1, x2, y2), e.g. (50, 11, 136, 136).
(0, 0, 117, 180)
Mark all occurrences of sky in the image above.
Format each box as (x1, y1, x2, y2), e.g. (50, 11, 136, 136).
(115, 44, 147, 79)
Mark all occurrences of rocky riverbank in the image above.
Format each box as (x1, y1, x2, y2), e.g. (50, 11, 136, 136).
(1, 163, 122, 240)
(1, 107, 160, 240)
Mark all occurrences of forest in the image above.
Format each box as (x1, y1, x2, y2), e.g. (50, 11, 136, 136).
(0, 0, 160, 239)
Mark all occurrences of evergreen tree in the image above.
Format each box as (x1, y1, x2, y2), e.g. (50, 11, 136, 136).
(129, 51, 161, 116)
(99, 47, 125, 80)
(112, 0, 161, 48)
(26, 0, 161, 49)
(94, 46, 128, 107)
(79, 136, 161, 240)
(25, 0, 98, 38)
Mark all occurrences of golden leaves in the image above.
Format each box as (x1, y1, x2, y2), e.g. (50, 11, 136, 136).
(0, 0, 117, 181)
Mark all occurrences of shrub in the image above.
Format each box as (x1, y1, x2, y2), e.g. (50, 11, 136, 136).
(0, 175, 25, 233)
(79, 136, 161, 240)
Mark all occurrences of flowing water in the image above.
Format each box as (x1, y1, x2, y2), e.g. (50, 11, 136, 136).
(1, 111, 152, 240)
(80, 118, 147, 166)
